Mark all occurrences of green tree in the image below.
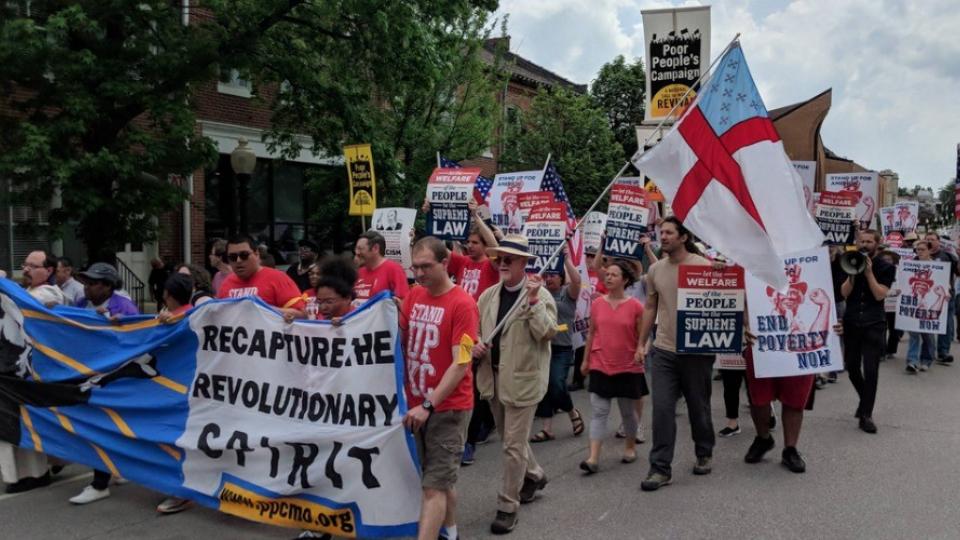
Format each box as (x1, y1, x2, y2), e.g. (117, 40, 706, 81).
(0, 0, 502, 258)
(590, 55, 646, 161)
(499, 87, 624, 214)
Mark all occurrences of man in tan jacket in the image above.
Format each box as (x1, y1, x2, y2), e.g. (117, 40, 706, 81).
(472, 234, 557, 535)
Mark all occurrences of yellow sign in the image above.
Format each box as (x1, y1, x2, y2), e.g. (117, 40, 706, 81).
(644, 179, 666, 202)
(218, 482, 357, 537)
(344, 144, 377, 216)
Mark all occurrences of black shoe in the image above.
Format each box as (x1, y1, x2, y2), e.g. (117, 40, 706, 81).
(938, 355, 954, 365)
(744, 435, 775, 463)
(640, 472, 672, 491)
(4, 471, 51, 494)
(781, 447, 806, 473)
(567, 381, 584, 391)
(519, 474, 548, 503)
(859, 416, 878, 434)
(579, 460, 599, 475)
(906, 364, 918, 373)
(490, 511, 518, 534)
(718, 425, 741, 437)
(769, 415, 777, 431)
(692, 456, 712, 475)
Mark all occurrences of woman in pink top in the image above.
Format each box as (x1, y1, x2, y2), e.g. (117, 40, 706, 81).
(579, 260, 647, 473)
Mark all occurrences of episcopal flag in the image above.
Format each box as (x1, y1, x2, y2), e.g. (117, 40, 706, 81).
(632, 42, 823, 289)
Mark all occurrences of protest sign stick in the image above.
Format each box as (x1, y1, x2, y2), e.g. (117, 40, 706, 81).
(436, 151, 441, 168)
(481, 33, 742, 346)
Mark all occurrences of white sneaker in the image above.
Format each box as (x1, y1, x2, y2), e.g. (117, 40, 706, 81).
(69, 486, 110, 505)
(636, 423, 646, 443)
(110, 476, 129, 486)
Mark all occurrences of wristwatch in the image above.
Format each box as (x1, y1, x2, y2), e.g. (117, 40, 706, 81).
(422, 399, 435, 414)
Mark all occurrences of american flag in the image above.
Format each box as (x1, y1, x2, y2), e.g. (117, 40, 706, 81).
(439, 156, 493, 203)
(540, 163, 576, 226)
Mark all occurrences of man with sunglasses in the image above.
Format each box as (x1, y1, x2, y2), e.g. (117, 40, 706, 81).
(217, 235, 305, 319)
(472, 234, 557, 535)
(286, 238, 320, 292)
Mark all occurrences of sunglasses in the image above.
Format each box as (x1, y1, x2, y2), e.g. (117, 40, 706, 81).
(228, 251, 253, 262)
(499, 256, 519, 266)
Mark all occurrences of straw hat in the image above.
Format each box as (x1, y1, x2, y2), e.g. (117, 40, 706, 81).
(485, 234, 535, 259)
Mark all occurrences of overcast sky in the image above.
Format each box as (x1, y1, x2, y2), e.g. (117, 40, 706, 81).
(494, 0, 959, 191)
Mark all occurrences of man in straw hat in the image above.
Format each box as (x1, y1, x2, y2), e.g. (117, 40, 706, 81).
(472, 234, 557, 535)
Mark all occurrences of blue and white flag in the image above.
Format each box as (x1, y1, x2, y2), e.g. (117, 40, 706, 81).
(0, 280, 419, 538)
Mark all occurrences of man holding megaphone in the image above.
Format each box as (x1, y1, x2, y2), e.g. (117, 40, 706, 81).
(839, 229, 896, 434)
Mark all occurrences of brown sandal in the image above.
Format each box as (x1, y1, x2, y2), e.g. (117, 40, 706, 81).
(570, 408, 585, 437)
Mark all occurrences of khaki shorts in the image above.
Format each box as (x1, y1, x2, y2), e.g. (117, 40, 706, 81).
(415, 409, 470, 490)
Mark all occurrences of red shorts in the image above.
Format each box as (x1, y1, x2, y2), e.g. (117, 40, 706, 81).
(744, 349, 815, 410)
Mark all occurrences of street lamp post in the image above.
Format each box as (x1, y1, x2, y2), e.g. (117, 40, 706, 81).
(230, 137, 257, 235)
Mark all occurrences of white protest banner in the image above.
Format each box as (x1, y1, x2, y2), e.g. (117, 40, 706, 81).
(641, 6, 711, 124)
(373, 208, 417, 279)
(583, 211, 607, 253)
(894, 201, 919, 234)
(792, 161, 816, 213)
(815, 191, 858, 245)
(894, 259, 950, 334)
(0, 281, 420, 538)
(602, 184, 651, 260)
(892, 247, 916, 262)
(516, 191, 556, 230)
(717, 354, 746, 370)
(676, 265, 744, 354)
(885, 277, 902, 314)
(826, 172, 879, 228)
(745, 247, 842, 378)
(426, 167, 480, 241)
(880, 206, 896, 237)
(522, 203, 567, 274)
(489, 170, 544, 234)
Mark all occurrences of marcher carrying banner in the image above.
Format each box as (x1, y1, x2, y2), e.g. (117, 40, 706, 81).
(0, 282, 420, 538)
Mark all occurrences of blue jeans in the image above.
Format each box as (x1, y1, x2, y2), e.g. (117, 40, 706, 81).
(535, 347, 574, 418)
(907, 332, 935, 367)
(936, 294, 956, 358)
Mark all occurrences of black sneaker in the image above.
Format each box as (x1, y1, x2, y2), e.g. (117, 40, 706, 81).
(938, 355, 954, 365)
(781, 447, 806, 473)
(490, 511, 518, 534)
(859, 416, 878, 434)
(640, 472, 672, 491)
(744, 435, 775, 463)
(769, 415, 777, 431)
(519, 474, 548, 504)
(692, 456, 712, 475)
(906, 364, 918, 373)
(718, 425, 741, 437)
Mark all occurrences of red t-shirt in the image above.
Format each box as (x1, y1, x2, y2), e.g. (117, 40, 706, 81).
(354, 260, 410, 303)
(447, 252, 500, 301)
(217, 267, 306, 310)
(589, 296, 644, 375)
(401, 285, 479, 412)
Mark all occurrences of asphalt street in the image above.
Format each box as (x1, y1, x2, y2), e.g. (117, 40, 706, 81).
(3, 340, 960, 539)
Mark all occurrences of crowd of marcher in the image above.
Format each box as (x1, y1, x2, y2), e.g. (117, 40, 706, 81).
(1, 210, 958, 540)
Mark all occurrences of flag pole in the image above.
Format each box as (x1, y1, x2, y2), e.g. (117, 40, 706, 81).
(436, 151, 441, 168)
(480, 33, 742, 346)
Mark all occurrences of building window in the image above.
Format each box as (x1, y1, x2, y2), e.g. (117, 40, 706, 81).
(217, 68, 253, 98)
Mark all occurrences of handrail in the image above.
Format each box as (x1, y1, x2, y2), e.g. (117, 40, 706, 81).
(115, 258, 146, 312)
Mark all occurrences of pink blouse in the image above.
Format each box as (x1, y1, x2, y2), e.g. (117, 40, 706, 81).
(589, 296, 645, 375)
